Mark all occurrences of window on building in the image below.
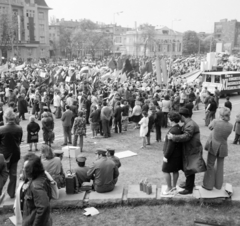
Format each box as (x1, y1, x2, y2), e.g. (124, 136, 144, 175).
(114, 36, 122, 44)
(178, 43, 181, 52)
(206, 75, 212, 82)
(40, 36, 45, 43)
(162, 30, 169, 35)
(167, 45, 170, 52)
(39, 24, 45, 32)
(38, 12, 44, 20)
(158, 44, 162, 52)
(214, 76, 220, 83)
(28, 48, 32, 56)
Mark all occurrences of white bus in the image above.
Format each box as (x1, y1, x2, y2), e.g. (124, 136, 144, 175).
(201, 71, 240, 96)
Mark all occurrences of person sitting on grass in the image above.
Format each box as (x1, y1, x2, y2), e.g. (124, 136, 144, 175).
(74, 154, 91, 188)
(41, 144, 65, 189)
(87, 149, 119, 193)
(162, 111, 183, 195)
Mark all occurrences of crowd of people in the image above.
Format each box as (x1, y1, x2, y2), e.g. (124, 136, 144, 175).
(0, 53, 239, 225)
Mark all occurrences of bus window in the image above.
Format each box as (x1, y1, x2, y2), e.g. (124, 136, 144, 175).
(214, 76, 220, 83)
(206, 74, 211, 82)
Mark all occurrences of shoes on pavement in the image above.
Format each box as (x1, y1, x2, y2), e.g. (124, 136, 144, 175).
(178, 189, 192, 195)
(61, 143, 67, 146)
(201, 185, 212, 191)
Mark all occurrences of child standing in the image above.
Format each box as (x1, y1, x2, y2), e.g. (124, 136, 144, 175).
(233, 113, 240, 145)
(139, 111, 149, 148)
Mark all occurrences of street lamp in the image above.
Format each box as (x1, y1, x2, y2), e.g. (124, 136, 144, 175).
(113, 11, 123, 56)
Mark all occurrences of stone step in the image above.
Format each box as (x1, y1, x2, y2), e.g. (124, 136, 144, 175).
(88, 185, 124, 206)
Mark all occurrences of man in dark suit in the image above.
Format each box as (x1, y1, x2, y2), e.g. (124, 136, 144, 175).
(155, 107, 163, 142)
(114, 102, 122, 133)
(61, 105, 73, 146)
(168, 108, 206, 195)
(0, 153, 8, 198)
(0, 109, 23, 198)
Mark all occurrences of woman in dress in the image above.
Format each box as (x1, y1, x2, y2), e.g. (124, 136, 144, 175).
(27, 116, 40, 152)
(72, 111, 86, 152)
(203, 107, 233, 190)
(162, 111, 183, 195)
(138, 111, 149, 148)
(130, 100, 142, 129)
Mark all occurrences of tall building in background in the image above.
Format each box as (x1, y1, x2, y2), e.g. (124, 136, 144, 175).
(214, 19, 240, 54)
(0, 0, 51, 61)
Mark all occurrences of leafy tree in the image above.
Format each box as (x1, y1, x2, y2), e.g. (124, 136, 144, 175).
(182, 31, 199, 55)
(139, 24, 156, 56)
(78, 19, 98, 31)
(0, 11, 18, 59)
(59, 26, 72, 57)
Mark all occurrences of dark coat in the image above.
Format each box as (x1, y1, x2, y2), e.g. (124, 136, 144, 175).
(0, 153, 8, 195)
(163, 125, 182, 159)
(0, 122, 23, 163)
(172, 118, 206, 175)
(155, 111, 163, 126)
(114, 106, 122, 121)
(23, 173, 52, 226)
(18, 96, 28, 114)
(87, 157, 119, 193)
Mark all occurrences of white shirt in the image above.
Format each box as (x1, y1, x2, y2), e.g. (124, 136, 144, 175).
(54, 94, 61, 107)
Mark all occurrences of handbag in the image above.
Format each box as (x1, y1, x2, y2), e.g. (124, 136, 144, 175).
(184, 146, 207, 175)
(45, 171, 59, 200)
(53, 167, 66, 189)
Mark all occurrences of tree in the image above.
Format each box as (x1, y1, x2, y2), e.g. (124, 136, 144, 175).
(59, 26, 72, 57)
(182, 31, 199, 55)
(138, 24, 156, 56)
(0, 11, 18, 59)
(71, 19, 112, 59)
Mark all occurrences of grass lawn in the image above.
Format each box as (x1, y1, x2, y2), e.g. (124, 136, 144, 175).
(1, 123, 240, 226)
(1, 202, 240, 226)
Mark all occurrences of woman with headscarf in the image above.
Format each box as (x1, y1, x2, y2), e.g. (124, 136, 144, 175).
(203, 107, 233, 190)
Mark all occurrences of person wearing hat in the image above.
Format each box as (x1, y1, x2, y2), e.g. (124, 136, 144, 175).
(87, 148, 119, 193)
(74, 154, 90, 187)
(167, 107, 206, 195)
(107, 149, 121, 168)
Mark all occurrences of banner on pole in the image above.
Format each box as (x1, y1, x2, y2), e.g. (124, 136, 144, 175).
(161, 59, 168, 84)
(155, 58, 162, 85)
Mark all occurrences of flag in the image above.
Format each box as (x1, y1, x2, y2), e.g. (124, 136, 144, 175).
(155, 58, 162, 85)
(37, 76, 50, 87)
(49, 70, 56, 86)
(22, 80, 29, 89)
(70, 71, 76, 82)
(9, 78, 16, 89)
(161, 59, 168, 84)
(0, 63, 8, 73)
(120, 73, 127, 83)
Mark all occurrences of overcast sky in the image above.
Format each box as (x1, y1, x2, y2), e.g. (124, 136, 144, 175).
(45, 0, 240, 33)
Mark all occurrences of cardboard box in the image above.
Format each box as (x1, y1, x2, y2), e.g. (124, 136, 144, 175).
(62, 146, 81, 158)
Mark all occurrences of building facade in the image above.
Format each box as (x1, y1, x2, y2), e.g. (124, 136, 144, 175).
(114, 26, 183, 56)
(214, 19, 240, 53)
(0, 0, 51, 61)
